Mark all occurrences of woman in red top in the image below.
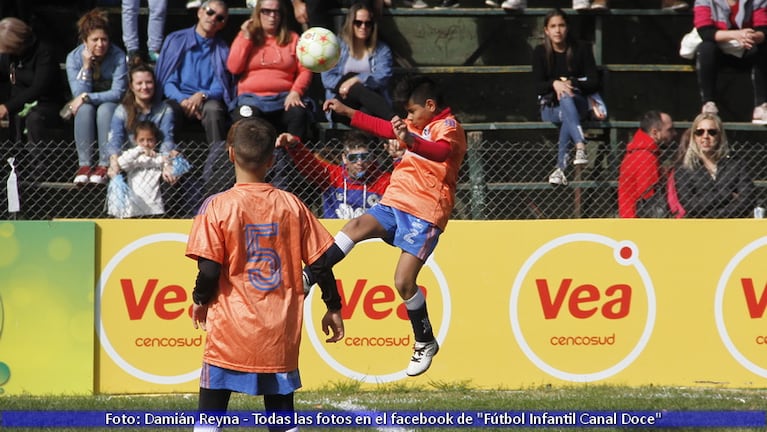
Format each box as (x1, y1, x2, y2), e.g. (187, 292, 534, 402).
(227, 0, 312, 190)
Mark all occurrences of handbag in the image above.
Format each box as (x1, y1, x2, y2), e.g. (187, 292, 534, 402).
(636, 169, 685, 218)
(680, 28, 745, 60)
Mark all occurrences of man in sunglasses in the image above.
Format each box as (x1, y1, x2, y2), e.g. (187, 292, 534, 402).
(617, 110, 677, 218)
(154, 0, 236, 201)
(277, 131, 391, 219)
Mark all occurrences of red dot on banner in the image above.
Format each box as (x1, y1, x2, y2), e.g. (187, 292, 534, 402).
(620, 246, 632, 260)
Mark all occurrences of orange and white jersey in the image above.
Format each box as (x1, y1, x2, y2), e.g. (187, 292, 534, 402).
(381, 112, 467, 231)
(186, 182, 334, 373)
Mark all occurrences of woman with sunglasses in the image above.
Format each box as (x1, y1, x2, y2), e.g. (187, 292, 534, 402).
(320, 2, 393, 126)
(227, 0, 312, 191)
(675, 112, 755, 218)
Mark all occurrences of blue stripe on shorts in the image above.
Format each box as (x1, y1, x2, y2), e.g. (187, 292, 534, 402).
(200, 362, 302, 396)
(367, 204, 442, 261)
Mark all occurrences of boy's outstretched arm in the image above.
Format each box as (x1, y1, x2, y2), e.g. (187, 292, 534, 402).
(325, 98, 396, 139)
(308, 250, 345, 343)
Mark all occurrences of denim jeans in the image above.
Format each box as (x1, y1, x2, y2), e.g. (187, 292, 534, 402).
(121, 0, 167, 53)
(74, 102, 117, 167)
(541, 93, 588, 170)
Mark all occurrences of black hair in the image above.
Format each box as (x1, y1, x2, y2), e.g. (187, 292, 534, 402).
(394, 76, 445, 109)
(133, 120, 163, 142)
(639, 110, 664, 134)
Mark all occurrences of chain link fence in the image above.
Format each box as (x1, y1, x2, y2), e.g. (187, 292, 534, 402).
(3, 130, 767, 221)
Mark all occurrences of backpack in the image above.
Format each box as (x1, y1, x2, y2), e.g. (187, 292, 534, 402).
(636, 169, 686, 219)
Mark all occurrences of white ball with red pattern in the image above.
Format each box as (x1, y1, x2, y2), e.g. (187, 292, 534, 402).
(296, 27, 341, 73)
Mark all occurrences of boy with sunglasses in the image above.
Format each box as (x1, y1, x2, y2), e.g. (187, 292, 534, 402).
(306, 76, 466, 377)
(278, 131, 391, 219)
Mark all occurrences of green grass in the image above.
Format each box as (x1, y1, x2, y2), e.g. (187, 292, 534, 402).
(1, 382, 766, 431)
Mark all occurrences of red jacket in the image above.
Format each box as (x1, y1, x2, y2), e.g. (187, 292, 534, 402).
(618, 129, 660, 218)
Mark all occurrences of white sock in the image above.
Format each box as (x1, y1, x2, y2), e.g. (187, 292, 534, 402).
(335, 231, 355, 255)
(404, 288, 425, 311)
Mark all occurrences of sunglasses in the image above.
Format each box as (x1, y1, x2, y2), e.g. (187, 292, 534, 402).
(205, 7, 227, 23)
(260, 8, 281, 16)
(694, 128, 719, 137)
(346, 152, 370, 163)
(353, 20, 374, 28)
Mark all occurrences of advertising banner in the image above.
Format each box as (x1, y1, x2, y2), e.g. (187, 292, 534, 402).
(0, 221, 95, 395)
(94, 219, 767, 394)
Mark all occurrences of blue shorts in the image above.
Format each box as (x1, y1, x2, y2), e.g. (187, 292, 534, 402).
(200, 362, 301, 396)
(367, 204, 442, 261)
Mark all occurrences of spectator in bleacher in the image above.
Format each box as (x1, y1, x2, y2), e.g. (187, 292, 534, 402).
(65, 8, 128, 185)
(532, 8, 601, 186)
(226, 0, 312, 191)
(109, 120, 174, 218)
(0, 17, 64, 179)
(617, 110, 677, 218)
(321, 2, 394, 127)
(155, 0, 235, 194)
(693, 0, 767, 123)
(675, 112, 755, 217)
(122, 0, 167, 65)
(107, 64, 176, 183)
(278, 131, 391, 219)
(494, 0, 687, 11)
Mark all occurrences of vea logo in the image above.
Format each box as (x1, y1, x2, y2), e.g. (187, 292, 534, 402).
(510, 234, 656, 382)
(715, 236, 767, 377)
(99, 233, 202, 385)
(305, 239, 450, 383)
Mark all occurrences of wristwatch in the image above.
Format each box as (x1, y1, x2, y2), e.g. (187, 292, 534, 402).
(81, 94, 91, 104)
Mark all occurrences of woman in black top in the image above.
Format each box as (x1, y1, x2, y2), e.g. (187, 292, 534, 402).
(532, 8, 601, 185)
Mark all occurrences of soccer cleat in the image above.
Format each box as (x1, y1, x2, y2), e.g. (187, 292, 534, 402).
(501, 0, 525, 9)
(89, 166, 108, 184)
(548, 167, 568, 185)
(573, 148, 589, 165)
(406, 340, 439, 376)
(701, 101, 718, 115)
(73, 166, 91, 185)
(753, 103, 767, 125)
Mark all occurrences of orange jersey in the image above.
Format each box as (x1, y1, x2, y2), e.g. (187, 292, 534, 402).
(381, 112, 467, 230)
(186, 183, 334, 373)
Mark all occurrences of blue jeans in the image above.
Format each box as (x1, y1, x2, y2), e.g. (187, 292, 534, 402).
(74, 102, 117, 167)
(121, 0, 167, 53)
(541, 93, 588, 170)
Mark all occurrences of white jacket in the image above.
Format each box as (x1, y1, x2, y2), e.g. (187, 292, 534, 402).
(114, 147, 165, 217)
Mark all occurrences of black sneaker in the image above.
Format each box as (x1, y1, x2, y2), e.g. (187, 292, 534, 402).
(436, 0, 459, 7)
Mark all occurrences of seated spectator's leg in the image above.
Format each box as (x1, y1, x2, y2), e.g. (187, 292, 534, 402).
(23, 103, 60, 181)
(696, 40, 721, 105)
(74, 103, 96, 169)
(146, 0, 167, 59)
(282, 105, 308, 139)
(121, 0, 140, 56)
(556, 94, 587, 169)
(96, 102, 118, 168)
(306, 0, 339, 28)
(346, 83, 395, 120)
(200, 100, 233, 200)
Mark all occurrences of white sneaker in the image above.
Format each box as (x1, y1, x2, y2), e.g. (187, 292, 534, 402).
(702, 101, 719, 115)
(500, 0, 525, 9)
(573, 148, 588, 165)
(753, 103, 767, 125)
(548, 167, 568, 185)
(185, 0, 202, 9)
(485, 0, 500, 6)
(406, 340, 439, 376)
(572, 0, 591, 10)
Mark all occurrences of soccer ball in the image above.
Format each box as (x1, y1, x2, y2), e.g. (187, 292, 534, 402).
(296, 27, 341, 73)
